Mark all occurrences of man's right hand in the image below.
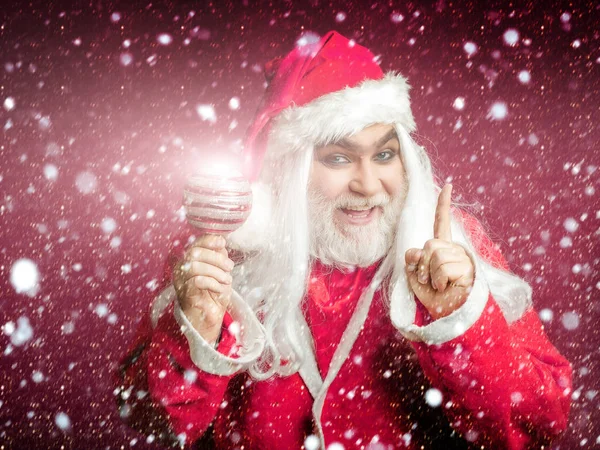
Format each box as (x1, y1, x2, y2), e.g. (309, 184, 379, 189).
(173, 235, 235, 344)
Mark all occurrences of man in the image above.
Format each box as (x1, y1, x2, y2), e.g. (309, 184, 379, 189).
(116, 31, 571, 449)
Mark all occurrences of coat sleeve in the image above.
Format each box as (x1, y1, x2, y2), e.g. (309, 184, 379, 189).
(115, 300, 241, 448)
(114, 235, 265, 449)
(411, 214, 572, 449)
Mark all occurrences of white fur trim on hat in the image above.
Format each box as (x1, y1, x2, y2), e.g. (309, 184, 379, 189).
(268, 72, 415, 154)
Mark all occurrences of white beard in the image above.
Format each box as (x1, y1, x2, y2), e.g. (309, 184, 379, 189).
(307, 186, 406, 268)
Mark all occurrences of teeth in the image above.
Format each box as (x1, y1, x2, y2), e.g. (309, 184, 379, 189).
(345, 208, 372, 217)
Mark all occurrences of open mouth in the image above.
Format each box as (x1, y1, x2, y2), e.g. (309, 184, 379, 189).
(339, 206, 378, 224)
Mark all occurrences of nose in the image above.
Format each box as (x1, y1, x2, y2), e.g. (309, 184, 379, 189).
(349, 161, 381, 197)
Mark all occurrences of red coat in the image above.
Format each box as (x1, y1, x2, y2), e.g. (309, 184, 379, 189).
(116, 221, 571, 449)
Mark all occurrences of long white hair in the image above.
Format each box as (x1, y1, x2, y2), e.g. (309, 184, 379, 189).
(231, 123, 532, 380)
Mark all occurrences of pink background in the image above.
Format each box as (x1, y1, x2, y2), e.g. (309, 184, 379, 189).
(0, 1, 597, 448)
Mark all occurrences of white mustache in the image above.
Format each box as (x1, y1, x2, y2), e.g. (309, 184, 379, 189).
(334, 192, 391, 209)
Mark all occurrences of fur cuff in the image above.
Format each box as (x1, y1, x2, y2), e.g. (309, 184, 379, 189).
(170, 288, 265, 375)
(393, 247, 490, 345)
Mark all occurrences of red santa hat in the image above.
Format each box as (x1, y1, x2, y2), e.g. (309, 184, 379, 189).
(242, 30, 416, 182)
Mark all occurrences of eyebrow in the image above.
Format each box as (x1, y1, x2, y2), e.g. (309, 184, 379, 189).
(334, 129, 398, 153)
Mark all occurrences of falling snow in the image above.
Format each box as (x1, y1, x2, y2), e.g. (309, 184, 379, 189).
(0, 3, 596, 449)
(156, 33, 173, 45)
(298, 31, 323, 49)
(563, 217, 579, 233)
(463, 41, 478, 56)
(390, 12, 404, 23)
(10, 259, 40, 296)
(487, 101, 508, 120)
(31, 371, 44, 383)
(228, 97, 241, 110)
(120, 53, 133, 66)
(425, 388, 443, 407)
(94, 304, 109, 318)
(75, 171, 98, 194)
(335, 12, 347, 23)
(54, 412, 71, 431)
(101, 217, 117, 234)
(561, 312, 580, 330)
(539, 309, 554, 322)
(560, 12, 571, 23)
(196, 104, 217, 123)
(43, 164, 58, 181)
(8, 317, 34, 346)
(503, 29, 520, 46)
(3, 96, 15, 111)
(453, 97, 465, 111)
(518, 70, 531, 84)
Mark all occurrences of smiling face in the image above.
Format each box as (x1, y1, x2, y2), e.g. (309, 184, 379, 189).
(308, 123, 407, 267)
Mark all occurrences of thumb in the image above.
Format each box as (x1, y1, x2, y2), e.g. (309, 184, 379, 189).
(405, 248, 422, 293)
(405, 248, 422, 268)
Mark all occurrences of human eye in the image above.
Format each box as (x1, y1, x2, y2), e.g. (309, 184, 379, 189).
(322, 153, 351, 166)
(374, 150, 397, 162)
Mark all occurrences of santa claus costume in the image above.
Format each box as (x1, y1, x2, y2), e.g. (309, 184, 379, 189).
(115, 31, 571, 450)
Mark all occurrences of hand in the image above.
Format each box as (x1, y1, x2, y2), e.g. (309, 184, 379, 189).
(405, 184, 475, 320)
(173, 234, 235, 343)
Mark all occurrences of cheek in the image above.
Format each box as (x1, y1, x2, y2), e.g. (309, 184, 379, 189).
(310, 166, 350, 200)
(382, 164, 406, 196)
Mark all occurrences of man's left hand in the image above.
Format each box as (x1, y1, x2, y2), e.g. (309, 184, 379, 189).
(404, 184, 475, 320)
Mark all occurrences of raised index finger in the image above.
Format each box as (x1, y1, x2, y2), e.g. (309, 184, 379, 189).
(434, 184, 453, 241)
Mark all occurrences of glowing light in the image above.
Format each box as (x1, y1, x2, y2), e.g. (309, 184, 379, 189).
(198, 162, 242, 179)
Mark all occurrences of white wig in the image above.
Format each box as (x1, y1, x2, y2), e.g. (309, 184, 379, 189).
(229, 73, 532, 379)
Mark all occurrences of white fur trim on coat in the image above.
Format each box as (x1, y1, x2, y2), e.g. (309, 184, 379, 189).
(268, 72, 416, 154)
(390, 246, 490, 345)
(151, 286, 265, 376)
